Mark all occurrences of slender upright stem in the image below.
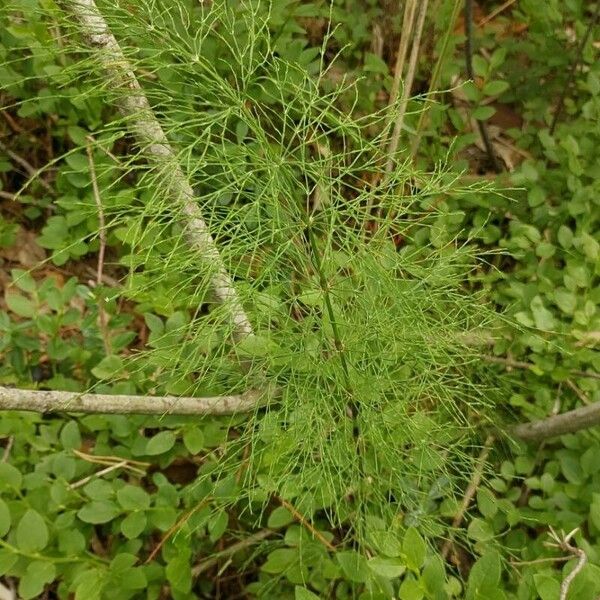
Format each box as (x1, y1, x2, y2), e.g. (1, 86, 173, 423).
(411, 0, 462, 159)
(385, 0, 429, 177)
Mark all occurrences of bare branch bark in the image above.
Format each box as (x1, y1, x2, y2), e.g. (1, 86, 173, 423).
(0, 386, 266, 416)
(441, 435, 494, 560)
(63, 0, 254, 344)
(384, 0, 429, 176)
(512, 401, 600, 442)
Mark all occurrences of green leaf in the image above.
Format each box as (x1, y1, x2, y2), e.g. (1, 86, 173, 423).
(533, 574, 560, 600)
(527, 186, 545, 207)
(0, 463, 22, 490)
(295, 587, 320, 600)
(472, 106, 496, 121)
(16, 510, 49, 552)
(5, 291, 35, 318)
(364, 52, 389, 74)
(166, 556, 192, 592)
(116, 566, 147, 590)
(587, 71, 600, 95)
(370, 530, 403, 557)
(476, 489, 498, 519)
(489, 47, 506, 68)
(581, 233, 599, 261)
(483, 80, 509, 96)
(74, 569, 104, 600)
(18, 561, 56, 600)
(590, 493, 600, 531)
(116, 485, 151, 510)
(182, 426, 205, 454)
(149, 506, 177, 531)
(144, 312, 164, 334)
(530, 296, 555, 330)
(467, 518, 494, 542)
(268, 506, 294, 529)
(0, 499, 11, 537)
(145, 431, 176, 455)
(121, 511, 147, 539)
(208, 510, 228, 543)
(399, 575, 424, 600)
(368, 556, 406, 579)
(472, 55, 488, 78)
(336, 551, 370, 583)
(403, 527, 426, 571)
(91, 355, 124, 380)
(466, 550, 501, 599)
(58, 529, 86, 555)
(60, 421, 82, 450)
(83, 479, 114, 501)
(0, 549, 18, 575)
(262, 548, 297, 574)
(77, 501, 120, 524)
(236, 333, 281, 358)
(421, 556, 447, 594)
(11, 269, 36, 294)
(554, 289, 577, 315)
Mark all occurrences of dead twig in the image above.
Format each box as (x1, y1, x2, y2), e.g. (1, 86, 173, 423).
(73, 449, 149, 476)
(441, 435, 494, 560)
(565, 379, 591, 406)
(385, 0, 429, 176)
(512, 399, 600, 442)
(483, 355, 600, 381)
(1, 437, 14, 463)
(192, 529, 276, 577)
(388, 0, 418, 108)
(64, 0, 254, 345)
(145, 498, 211, 564)
(0, 385, 269, 416)
(510, 555, 572, 567)
(86, 139, 112, 356)
(277, 496, 336, 552)
(477, 0, 518, 27)
(69, 460, 128, 489)
(545, 527, 588, 600)
(0, 140, 53, 192)
(410, 0, 462, 159)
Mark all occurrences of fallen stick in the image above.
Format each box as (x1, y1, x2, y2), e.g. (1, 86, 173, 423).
(63, 0, 253, 344)
(0, 386, 265, 415)
(512, 400, 600, 442)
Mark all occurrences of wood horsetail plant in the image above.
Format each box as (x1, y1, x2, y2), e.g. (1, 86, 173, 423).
(3, 0, 507, 559)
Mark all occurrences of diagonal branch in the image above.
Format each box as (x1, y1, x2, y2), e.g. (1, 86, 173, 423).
(512, 400, 600, 442)
(62, 0, 253, 344)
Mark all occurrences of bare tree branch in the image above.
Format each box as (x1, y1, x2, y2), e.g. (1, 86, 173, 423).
(0, 386, 267, 415)
(63, 0, 254, 344)
(512, 401, 600, 442)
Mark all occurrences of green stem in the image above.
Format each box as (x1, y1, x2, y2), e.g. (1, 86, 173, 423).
(0, 538, 107, 565)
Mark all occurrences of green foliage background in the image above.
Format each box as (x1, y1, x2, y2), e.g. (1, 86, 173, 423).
(0, 1, 599, 599)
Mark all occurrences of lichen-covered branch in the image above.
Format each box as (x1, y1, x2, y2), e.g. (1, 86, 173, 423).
(63, 0, 253, 344)
(0, 386, 265, 415)
(512, 401, 600, 442)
